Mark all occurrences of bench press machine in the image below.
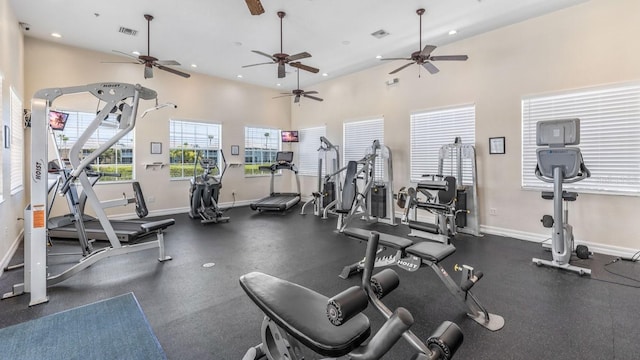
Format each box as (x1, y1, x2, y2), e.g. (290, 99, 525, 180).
(241, 232, 464, 360)
(340, 227, 504, 331)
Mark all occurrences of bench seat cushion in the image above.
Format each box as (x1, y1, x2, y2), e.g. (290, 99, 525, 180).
(343, 228, 414, 250)
(406, 241, 456, 262)
(239, 272, 370, 357)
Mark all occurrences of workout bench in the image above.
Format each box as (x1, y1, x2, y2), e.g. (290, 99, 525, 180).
(340, 227, 504, 331)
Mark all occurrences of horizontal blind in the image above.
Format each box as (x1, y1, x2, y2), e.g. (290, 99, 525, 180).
(522, 82, 640, 195)
(410, 105, 475, 184)
(298, 126, 326, 176)
(10, 88, 23, 193)
(0, 76, 3, 199)
(343, 118, 384, 179)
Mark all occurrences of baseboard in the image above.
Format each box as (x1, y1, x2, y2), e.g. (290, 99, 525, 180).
(0, 229, 24, 278)
(480, 224, 639, 258)
(108, 200, 255, 221)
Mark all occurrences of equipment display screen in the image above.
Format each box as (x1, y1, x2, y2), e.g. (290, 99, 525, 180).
(276, 151, 294, 163)
(281, 130, 299, 142)
(49, 110, 69, 131)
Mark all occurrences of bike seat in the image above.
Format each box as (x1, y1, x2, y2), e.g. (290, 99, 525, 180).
(239, 272, 371, 357)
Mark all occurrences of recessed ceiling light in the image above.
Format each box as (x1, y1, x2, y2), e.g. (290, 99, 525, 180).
(276, 83, 281, 86)
(448, 30, 458, 35)
(341, 40, 350, 46)
(51, 33, 62, 38)
(237, 74, 243, 78)
(132, 51, 141, 56)
(322, 73, 329, 77)
(233, 41, 243, 46)
(191, 64, 197, 68)
(375, 55, 382, 59)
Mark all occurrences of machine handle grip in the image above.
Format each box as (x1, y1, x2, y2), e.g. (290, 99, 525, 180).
(327, 286, 368, 326)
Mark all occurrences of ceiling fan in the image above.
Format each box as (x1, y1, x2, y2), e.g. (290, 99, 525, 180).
(245, 0, 265, 15)
(243, 11, 319, 79)
(108, 14, 190, 79)
(273, 69, 323, 103)
(381, 8, 468, 75)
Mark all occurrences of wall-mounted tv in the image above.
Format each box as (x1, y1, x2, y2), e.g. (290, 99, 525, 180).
(49, 110, 69, 131)
(281, 130, 299, 143)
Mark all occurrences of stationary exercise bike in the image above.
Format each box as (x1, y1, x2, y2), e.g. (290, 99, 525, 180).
(532, 118, 591, 275)
(188, 150, 230, 224)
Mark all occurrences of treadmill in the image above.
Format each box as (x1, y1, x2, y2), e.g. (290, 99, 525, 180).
(250, 151, 301, 212)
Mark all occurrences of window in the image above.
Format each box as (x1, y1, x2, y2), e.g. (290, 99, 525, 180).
(10, 88, 23, 194)
(298, 126, 326, 176)
(410, 105, 476, 183)
(0, 76, 3, 201)
(244, 126, 281, 176)
(343, 117, 385, 180)
(522, 82, 640, 195)
(55, 111, 134, 182)
(169, 119, 222, 179)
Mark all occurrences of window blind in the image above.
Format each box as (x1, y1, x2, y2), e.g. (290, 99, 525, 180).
(410, 105, 475, 184)
(522, 82, 640, 195)
(10, 88, 23, 194)
(343, 117, 384, 180)
(298, 126, 326, 176)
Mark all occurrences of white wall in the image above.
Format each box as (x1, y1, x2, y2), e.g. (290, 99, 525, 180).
(0, 0, 26, 273)
(22, 38, 291, 217)
(291, 0, 640, 255)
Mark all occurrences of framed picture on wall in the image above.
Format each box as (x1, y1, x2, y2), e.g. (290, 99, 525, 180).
(150, 142, 162, 154)
(489, 137, 505, 155)
(231, 145, 240, 155)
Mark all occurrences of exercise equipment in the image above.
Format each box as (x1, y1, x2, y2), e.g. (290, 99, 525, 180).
(340, 227, 504, 331)
(2, 82, 173, 306)
(335, 140, 397, 232)
(300, 136, 341, 218)
(240, 231, 464, 360)
(402, 138, 480, 242)
(250, 151, 301, 212)
(532, 118, 591, 276)
(188, 150, 230, 224)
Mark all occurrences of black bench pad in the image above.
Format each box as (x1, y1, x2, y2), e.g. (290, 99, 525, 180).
(407, 220, 440, 234)
(239, 272, 370, 357)
(406, 241, 456, 262)
(140, 219, 175, 232)
(344, 228, 414, 250)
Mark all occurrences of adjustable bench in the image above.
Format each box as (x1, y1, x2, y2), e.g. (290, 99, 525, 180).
(340, 227, 504, 331)
(140, 218, 175, 262)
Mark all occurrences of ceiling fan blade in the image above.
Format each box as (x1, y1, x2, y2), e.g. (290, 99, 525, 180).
(380, 57, 412, 61)
(278, 63, 286, 78)
(430, 55, 469, 61)
(286, 52, 311, 62)
(301, 91, 318, 95)
(273, 94, 295, 99)
(303, 94, 323, 102)
(422, 61, 440, 74)
(112, 50, 141, 61)
(155, 64, 191, 78)
(156, 60, 181, 66)
(242, 62, 274, 68)
(252, 50, 277, 61)
(389, 62, 415, 74)
(289, 62, 319, 74)
(144, 65, 153, 79)
(420, 45, 437, 57)
(245, 0, 265, 15)
(294, 95, 300, 103)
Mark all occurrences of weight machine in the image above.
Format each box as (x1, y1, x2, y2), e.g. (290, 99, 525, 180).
(300, 136, 341, 218)
(3, 83, 173, 306)
(335, 140, 397, 232)
(532, 118, 591, 276)
(402, 138, 481, 243)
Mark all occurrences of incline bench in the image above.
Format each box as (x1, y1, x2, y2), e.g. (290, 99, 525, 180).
(340, 227, 504, 331)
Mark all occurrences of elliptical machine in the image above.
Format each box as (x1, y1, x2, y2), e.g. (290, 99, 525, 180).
(189, 150, 230, 224)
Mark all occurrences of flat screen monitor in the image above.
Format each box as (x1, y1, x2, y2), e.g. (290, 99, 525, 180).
(281, 130, 299, 143)
(276, 151, 294, 163)
(49, 110, 69, 131)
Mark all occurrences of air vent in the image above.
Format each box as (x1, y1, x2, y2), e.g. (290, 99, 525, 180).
(118, 27, 138, 36)
(371, 29, 390, 39)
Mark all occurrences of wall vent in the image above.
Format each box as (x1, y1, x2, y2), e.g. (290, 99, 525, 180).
(118, 27, 138, 36)
(371, 29, 390, 39)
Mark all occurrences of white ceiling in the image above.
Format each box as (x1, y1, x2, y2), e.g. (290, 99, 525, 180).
(10, 0, 587, 90)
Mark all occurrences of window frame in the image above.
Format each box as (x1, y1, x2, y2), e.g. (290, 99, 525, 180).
(169, 119, 223, 180)
(244, 126, 282, 177)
